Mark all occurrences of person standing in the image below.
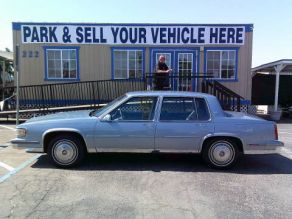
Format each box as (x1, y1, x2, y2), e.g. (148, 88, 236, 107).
(155, 55, 172, 90)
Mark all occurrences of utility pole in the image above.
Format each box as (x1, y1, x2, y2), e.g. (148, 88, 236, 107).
(15, 45, 20, 125)
(1, 61, 5, 101)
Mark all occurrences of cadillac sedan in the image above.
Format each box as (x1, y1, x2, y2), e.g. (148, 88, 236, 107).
(11, 91, 284, 169)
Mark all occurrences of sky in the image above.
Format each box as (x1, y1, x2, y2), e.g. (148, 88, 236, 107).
(0, 0, 292, 67)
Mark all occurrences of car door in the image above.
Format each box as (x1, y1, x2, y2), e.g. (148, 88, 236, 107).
(95, 96, 158, 151)
(155, 97, 214, 152)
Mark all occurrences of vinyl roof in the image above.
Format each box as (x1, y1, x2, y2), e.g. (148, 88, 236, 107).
(126, 91, 214, 98)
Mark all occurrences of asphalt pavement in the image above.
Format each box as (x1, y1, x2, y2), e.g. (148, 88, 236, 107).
(0, 122, 292, 218)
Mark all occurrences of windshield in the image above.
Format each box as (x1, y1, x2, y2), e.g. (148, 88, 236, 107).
(90, 94, 127, 117)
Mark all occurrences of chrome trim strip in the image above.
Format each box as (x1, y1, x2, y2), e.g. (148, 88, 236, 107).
(95, 148, 154, 153)
(163, 136, 198, 138)
(247, 140, 284, 147)
(244, 149, 281, 154)
(95, 148, 199, 153)
(11, 140, 39, 144)
(98, 135, 121, 137)
(25, 148, 44, 153)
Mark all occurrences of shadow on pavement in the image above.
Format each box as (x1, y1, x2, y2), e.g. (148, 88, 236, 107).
(277, 118, 292, 124)
(31, 153, 292, 174)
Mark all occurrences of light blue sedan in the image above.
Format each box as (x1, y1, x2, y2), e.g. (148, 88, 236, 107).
(11, 91, 284, 169)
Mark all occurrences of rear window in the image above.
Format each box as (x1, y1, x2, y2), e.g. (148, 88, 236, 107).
(195, 98, 210, 120)
(159, 97, 210, 121)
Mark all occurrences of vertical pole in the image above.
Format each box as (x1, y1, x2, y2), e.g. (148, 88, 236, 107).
(15, 45, 20, 125)
(274, 64, 283, 112)
(2, 61, 5, 101)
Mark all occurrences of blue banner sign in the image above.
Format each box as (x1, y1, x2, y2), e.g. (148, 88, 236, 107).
(21, 25, 245, 45)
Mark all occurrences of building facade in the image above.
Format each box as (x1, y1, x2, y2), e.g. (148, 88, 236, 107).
(12, 22, 253, 102)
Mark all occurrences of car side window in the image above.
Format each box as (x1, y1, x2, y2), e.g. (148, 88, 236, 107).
(160, 97, 197, 121)
(110, 97, 157, 121)
(195, 98, 210, 120)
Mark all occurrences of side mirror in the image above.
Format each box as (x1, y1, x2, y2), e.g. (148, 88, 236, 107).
(102, 114, 112, 121)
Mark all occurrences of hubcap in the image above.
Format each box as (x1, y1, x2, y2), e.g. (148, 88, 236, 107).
(53, 140, 77, 165)
(209, 141, 235, 166)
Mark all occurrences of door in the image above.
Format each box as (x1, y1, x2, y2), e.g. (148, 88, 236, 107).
(155, 97, 214, 152)
(95, 96, 158, 151)
(152, 51, 174, 71)
(176, 51, 196, 91)
(152, 50, 175, 89)
(151, 49, 197, 91)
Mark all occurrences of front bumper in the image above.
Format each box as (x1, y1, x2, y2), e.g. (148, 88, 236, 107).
(244, 140, 284, 154)
(10, 138, 44, 153)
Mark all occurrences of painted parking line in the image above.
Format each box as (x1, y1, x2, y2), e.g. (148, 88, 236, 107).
(279, 131, 292, 135)
(0, 154, 41, 183)
(279, 147, 292, 159)
(0, 125, 16, 131)
(0, 161, 14, 171)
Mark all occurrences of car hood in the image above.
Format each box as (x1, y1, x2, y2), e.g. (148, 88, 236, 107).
(25, 110, 93, 123)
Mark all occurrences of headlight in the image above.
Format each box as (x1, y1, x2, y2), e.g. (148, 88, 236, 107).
(17, 128, 27, 137)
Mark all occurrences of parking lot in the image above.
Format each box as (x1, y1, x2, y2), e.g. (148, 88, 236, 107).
(0, 122, 292, 218)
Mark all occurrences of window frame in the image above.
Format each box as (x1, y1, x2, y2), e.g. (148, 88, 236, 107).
(111, 47, 145, 80)
(158, 96, 212, 122)
(204, 47, 239, 82)
(106, 96, 158, 122)
(44, 46, 80, 81)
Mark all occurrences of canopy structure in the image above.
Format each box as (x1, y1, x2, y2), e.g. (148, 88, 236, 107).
(0, 50, 14, 101)
(252, 59, 292, 112)
(0, 50, 13, 62)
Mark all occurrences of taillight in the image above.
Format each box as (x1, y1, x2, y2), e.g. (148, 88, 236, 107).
(274, 124, 278, 140)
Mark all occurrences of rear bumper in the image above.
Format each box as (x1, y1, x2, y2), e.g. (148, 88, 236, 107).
(10, 138, 44, 153)
(244, 140, 284, 154)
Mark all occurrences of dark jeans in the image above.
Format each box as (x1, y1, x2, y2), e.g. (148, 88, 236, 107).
(154, 73, 170, 90)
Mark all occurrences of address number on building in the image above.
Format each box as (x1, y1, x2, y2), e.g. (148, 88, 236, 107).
(22, 50, 39, 58)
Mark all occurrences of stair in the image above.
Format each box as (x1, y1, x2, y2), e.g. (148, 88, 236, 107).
(201, 80, 244, 112)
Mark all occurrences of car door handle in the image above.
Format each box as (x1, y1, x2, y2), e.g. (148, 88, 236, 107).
(143, 123, 154, 128)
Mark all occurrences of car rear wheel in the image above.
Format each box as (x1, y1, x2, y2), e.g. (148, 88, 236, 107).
(47, 134, 85, 168)
(202, 139, 239, 169)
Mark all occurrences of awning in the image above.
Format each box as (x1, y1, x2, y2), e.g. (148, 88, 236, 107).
(0, 51, 13, 61)
(252, 59, 292, 74)
(252, 59, 292, 112)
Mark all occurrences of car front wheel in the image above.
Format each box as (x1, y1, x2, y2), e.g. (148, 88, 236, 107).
(202, 139, 239, 169)
(47, 134, 86, 168)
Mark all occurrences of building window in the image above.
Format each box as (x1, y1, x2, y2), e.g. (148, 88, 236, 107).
(112, 49, 144, 79)
(206, 49, 237, 80)
(45, 48, 79, 80)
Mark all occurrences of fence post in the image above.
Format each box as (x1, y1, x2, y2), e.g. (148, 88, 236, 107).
(40, 86, 45, 110)
(213, 82, 216, 96)
(49, 84, 53, 107)
(201, 81, 205, 93)
(237, 97, 241, 112)
(91, 82, 96, 106)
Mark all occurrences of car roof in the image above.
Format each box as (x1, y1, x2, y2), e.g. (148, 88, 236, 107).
(126, 91, 215, 98)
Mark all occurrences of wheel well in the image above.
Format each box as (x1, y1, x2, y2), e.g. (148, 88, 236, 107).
(202, 136, 243, 153)
(43, 131, 87, 153)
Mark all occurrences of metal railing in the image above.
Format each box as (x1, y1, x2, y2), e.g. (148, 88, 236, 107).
(144, 73, 212, 92)
(0, 74, 244, 113)
(0, 79, 145, 111)
(145, 73, 243, 111)
(202, 80, 244, 111)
